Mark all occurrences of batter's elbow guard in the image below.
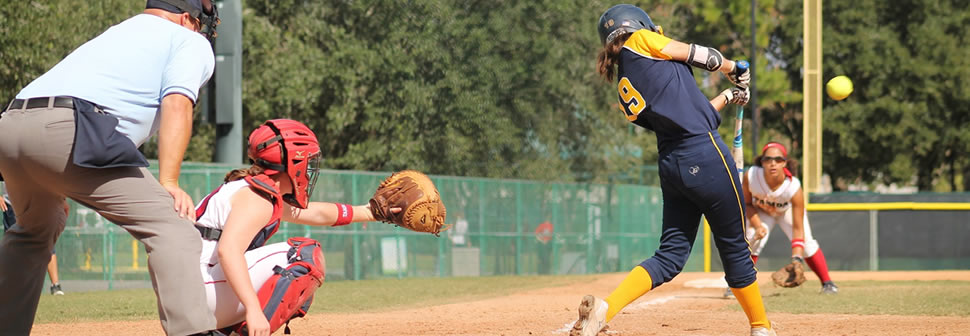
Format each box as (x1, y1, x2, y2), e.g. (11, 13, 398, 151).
(687, 44, 724, 72)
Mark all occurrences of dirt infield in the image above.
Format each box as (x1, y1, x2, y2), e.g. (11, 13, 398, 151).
(32, 271, 970, 336)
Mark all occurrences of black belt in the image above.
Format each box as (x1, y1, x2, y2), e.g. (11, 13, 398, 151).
(5, 96, 75, 112)
(196, 225, 223, 241)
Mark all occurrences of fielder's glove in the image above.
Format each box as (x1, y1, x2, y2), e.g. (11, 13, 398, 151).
(369, 170, 449, 236)
(728, 63, 751, 88)
(721, 87, 750, 106)
(771, 256, 807, 288)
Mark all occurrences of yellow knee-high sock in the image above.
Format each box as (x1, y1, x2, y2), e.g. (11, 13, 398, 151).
(731, 281, 771, 329)
(604, 266, 653, 322)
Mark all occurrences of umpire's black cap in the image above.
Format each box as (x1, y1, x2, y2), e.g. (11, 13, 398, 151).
(146, 0, 216, 18)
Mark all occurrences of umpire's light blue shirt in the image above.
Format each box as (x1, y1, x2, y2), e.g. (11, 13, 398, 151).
(17, 14, 215, 147)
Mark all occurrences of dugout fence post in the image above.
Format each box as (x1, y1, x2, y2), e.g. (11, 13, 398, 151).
(204, 170, 212, 193)
(618, 185, 628, 272)
(869, 210, 878, 271)
(478, 180, 486, 276)
(108, 227, 116, 290)
(552, 184, 562, 275)
(395, 229, 403, 279)
(101, 227, 109, 284)
(586, 185, 595, 274)
(437, 230, 446, 277)
(352, 174, 361, 280)
(515, 182, 523, 275)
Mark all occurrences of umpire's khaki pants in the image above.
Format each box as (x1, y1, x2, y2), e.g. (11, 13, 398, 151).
(0, 107, 216, 335)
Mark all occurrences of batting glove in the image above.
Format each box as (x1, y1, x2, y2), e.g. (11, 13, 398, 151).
(728, 64, 751, 88)
(720, 87, 750, 106)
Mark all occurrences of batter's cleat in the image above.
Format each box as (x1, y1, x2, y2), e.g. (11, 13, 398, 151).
(570, 295, 608, 336)
(50, 283, 64, 296)
(723, 287, 734, 298)
(821, 281, 839, 294)
(751, 326, 777, 336)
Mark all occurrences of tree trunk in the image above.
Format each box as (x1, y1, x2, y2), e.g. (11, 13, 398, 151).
(916, 173, 934, 191)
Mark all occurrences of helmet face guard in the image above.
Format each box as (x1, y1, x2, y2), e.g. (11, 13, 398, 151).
(248, 119, 321, 209)
(282, 148, 321, 209)
(299, 153, 322, 208)
(597, 4, 658, 46)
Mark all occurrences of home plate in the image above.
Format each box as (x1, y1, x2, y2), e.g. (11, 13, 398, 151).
(683, 277, 728, 289)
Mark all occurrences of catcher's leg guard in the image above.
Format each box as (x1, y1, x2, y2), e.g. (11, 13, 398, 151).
(231, 237, 325, 335)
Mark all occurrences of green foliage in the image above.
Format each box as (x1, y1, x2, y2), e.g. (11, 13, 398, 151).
(0, 1, 217, 162)
(773, 0, 970, 190)
(3, 1, 967, 189)
(240, 0, 639, 181)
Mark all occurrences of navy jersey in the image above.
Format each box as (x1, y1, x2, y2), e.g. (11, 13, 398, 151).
(615, 30, 722, 146)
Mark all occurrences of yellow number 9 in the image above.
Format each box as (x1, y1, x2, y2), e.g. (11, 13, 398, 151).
(617, 77, 646, 121)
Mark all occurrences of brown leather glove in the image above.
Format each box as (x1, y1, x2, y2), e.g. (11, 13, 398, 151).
(771, 256, 807, 288)
(369, 170, 448, 236)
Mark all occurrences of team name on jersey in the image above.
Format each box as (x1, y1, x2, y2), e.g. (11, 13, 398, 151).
(752, 196, 788, 209)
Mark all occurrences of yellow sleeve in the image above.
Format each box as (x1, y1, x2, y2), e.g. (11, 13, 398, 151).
(622, 29, 673, 60)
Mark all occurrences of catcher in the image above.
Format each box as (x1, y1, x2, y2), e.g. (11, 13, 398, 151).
(745, 143, 838, 294)
(192, 119, 446, 335)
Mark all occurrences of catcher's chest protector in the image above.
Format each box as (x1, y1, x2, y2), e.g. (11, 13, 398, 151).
(194, 174, 283, 250)
(228, 237, 326, 335)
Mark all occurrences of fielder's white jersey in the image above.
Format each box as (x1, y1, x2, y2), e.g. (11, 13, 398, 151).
(746, 166, 801, 216)
(195, 179, 252, 265)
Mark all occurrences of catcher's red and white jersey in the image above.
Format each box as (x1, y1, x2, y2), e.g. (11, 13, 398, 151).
(195, 179, 252, 265)
(746, 166, 800, 216)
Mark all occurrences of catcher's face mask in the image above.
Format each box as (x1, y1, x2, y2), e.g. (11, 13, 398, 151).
(302, 153, 322, 206)
(248, 119, 321, 209)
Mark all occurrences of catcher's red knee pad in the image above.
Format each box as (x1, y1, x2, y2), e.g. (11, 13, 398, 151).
(232, 237, 326, 335)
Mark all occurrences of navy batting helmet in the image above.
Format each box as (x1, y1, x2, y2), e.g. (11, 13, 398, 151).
(597, 4, 657, 46)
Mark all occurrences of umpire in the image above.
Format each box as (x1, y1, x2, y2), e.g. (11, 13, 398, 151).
(0, 1, 220, 335)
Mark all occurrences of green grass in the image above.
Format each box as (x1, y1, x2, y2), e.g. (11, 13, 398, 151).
(750, 280, 970, 316)
(35, 274, 599, 323)
(36, 288, 160, 323)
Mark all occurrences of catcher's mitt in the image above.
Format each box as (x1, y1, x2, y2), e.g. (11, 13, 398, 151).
(771, 256, 807, 288)
(369, 170, 448, 236)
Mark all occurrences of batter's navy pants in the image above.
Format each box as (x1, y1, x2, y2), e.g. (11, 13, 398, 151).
(639, 132, 757, 289)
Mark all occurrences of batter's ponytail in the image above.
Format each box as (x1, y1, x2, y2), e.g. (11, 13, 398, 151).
(597, 33, 631, 82)
(224, 165, 266, 183)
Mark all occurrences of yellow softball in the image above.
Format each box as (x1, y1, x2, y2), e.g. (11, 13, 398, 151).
(826, 75, 853, 101)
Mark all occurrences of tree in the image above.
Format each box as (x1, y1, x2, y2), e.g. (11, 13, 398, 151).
(772, 0, 970, 190)
(0, 1, 217, 162)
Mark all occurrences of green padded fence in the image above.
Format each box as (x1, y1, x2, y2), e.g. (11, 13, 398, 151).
(5, 163, 966, 290)
(8, 162, 684, 288)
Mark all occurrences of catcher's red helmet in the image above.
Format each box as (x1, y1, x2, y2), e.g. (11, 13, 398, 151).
(248, 119, 321, 209)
